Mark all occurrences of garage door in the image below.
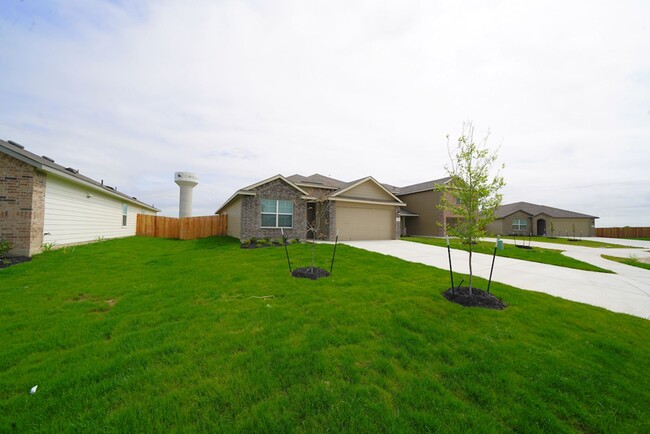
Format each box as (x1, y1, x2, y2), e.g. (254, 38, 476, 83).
(336, 203, 394, 240)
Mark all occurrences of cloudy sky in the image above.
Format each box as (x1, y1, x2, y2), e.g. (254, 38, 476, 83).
(1, 0, 649, 226)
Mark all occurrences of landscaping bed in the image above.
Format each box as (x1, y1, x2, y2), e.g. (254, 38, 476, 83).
(443, 286, 507, 310)
(0, 256, 31, 269)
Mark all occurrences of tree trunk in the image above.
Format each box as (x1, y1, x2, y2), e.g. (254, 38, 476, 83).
(468, 247, 473, 295)
(311, 232, 316, 271)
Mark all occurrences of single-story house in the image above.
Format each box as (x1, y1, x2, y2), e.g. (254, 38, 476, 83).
(485, 202, 598, 237)
(1, 139, 159, 256)
(216, 173, 406, 241)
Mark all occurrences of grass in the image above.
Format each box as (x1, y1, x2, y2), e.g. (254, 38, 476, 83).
(1, 236, 649, 432)
(498, 235, 637, 249)
(602, 254, 650, 271)
(404, 237, 613, 273)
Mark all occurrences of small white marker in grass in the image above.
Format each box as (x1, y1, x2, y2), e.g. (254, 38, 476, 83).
(30, 385, 38, 395)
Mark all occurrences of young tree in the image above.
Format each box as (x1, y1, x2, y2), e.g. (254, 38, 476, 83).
(292, 189, 331, 274)
(305, 198, 330, 271)
(437, 121, 505, 295)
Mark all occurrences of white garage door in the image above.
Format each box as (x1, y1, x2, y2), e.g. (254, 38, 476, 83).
(336, 203, 394, 240)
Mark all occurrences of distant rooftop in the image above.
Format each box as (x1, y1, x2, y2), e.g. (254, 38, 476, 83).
(495, 202, 598, 219)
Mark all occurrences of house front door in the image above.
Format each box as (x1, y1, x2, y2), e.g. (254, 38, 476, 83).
(536, 219, 547, 236)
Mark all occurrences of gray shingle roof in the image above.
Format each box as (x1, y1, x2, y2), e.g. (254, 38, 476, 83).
(495, 202, 598, 219)
(392, 177, 452, 195)
(1, 139, 159, 211)
(286, 173, 347, 189)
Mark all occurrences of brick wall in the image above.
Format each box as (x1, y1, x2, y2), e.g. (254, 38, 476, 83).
(0, 153, 46, 256)
(240, 179, 308, 241)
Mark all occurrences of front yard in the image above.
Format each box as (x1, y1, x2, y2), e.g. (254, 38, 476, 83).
(1, 236, 648, 432)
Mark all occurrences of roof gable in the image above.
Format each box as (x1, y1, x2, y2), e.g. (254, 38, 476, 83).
(241, 174, 310, 195)
(216, 174, 311, 214)
(330, 176, 404, 204)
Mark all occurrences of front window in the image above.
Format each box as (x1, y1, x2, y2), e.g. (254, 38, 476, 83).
(261, 199, 293, 228)
(512, 218, 527, 231)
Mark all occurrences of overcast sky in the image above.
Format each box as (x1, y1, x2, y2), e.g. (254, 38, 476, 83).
(1, 1, 649, 226)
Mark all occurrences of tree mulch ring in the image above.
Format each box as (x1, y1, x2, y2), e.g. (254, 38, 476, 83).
(515, 245, 533, 249)
(292, 267, 330, 280)
(443, 286, 507, 310)
(0, 256, 32, 269)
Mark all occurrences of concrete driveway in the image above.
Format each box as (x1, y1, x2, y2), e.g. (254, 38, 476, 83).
(341, 238, 650, 320)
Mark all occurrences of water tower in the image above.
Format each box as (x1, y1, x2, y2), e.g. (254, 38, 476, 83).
(174, 172, 199, 217)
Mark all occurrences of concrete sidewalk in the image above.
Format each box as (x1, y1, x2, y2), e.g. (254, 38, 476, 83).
(341, 239, 650, 320)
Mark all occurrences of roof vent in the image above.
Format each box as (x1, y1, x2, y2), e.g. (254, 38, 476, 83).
(105, 185, 114, 190)
(65, 167, 79, 174)
(42, 156, 55, 163)
(7, 140, 24, 149)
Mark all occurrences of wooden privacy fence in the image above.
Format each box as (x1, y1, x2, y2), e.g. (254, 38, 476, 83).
(137, 214, 227, 240)
(596, 227, 650, 239)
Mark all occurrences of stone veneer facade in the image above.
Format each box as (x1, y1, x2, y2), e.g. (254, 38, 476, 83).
(0, 153, 46, 256)
(239, 179, 339, 241)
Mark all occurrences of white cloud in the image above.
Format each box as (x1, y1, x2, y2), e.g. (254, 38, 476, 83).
(1, 0, 649, 224)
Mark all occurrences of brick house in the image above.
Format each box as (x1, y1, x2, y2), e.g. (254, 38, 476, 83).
(1, 139, 159, 256)
(216, 174, 406, 241)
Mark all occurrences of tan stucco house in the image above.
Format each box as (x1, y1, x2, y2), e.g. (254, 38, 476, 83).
(216, 174, 406, 241)
(486, 202, 598, 237)
(1, 139, 159, 256)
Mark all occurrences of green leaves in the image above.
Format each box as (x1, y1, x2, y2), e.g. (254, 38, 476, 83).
(437, 121, 505, 289)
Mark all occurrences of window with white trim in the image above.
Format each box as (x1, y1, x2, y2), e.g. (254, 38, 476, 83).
(122, 204, 128, 226)
(512, 218, 527, 231)
(261, 199, 293, 228)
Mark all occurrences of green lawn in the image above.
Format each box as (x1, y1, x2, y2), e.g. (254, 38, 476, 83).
(404, 237, 613, 273)
(498, 235, 637, 249)
(1, 236, 649, 432)
(602, 254, 650, 271)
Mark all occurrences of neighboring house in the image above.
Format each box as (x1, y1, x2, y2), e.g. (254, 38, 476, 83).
(1, 139, 159, 256)
(486, 202, 598, 237)
(387, 177, 455, 237)
(216, 174, 406, 241)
